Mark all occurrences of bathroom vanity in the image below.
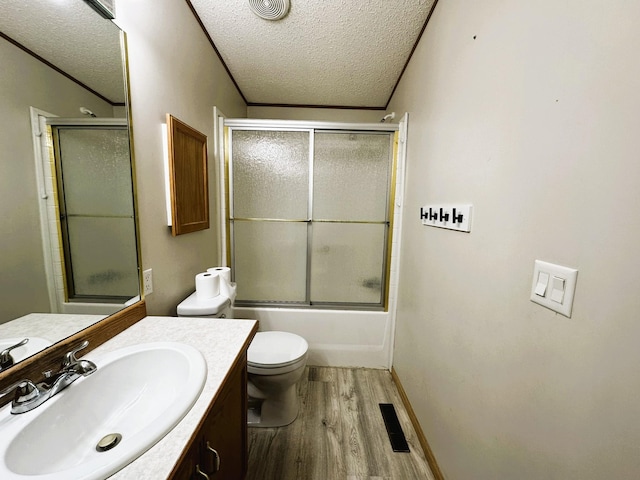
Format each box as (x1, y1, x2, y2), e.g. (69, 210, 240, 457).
(0, 308, 257, 479)
(105, 316, 258, 479)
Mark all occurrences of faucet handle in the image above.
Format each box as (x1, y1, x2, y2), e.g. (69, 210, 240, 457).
(62, 341, 96, 376)
(62, 340, 89, 369)
(0, 379, 38, 404)
(0, 338, 29, 370)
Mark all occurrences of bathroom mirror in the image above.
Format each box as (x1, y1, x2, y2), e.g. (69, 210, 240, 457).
(0, 1, 140, 369)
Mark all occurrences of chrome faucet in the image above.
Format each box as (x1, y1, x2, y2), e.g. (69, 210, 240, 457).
(0, 340, 97, 414)
(0, 338, 29, 372)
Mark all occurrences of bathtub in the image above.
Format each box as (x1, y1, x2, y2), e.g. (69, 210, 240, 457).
(232, 306, 394, 369)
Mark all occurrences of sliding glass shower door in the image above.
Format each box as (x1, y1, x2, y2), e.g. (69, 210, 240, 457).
(228, 124, 395, 309)
(232, 129, 310, 303)
(310, 132, 391, 305)
(52, 124, 138, 302)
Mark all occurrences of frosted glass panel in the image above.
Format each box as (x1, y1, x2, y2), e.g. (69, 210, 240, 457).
(234, 221, 307, 302)
(310, 223, 386, 304)
(228, 126, 395, 309)
(314, 132, 391, 222)
(232, 130, 309, 219)
(58, 128, 133, 216)
(67, 217, 139, 298)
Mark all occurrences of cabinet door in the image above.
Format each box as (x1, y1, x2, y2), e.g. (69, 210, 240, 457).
(169, 441, 198, 480)
(202, 359, 247, 479)
(168, 355, 248, 480)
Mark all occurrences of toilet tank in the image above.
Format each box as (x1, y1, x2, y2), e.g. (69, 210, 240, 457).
(177, 292, 231, 318)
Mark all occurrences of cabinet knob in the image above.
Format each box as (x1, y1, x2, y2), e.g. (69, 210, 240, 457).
(205, 441, 221, 473)
(195, 464, 210, 479)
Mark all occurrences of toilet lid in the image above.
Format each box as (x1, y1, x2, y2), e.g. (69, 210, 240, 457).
(248, 331, 308, 368)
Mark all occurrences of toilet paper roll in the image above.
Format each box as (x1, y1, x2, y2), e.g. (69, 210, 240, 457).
(195, 272, 220, 301)
(207, 266, 231, 283)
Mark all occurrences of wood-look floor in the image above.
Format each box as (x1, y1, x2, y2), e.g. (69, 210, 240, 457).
(247, 367, 435, 480)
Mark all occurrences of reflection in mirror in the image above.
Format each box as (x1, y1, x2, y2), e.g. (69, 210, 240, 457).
(46, 117, 139, 305)
(0, 1, 139, 368)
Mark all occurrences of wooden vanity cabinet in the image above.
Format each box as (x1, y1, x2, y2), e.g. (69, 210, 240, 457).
(169, 353, 248, 480)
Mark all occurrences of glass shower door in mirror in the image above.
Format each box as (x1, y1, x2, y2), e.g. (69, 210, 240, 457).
(51, 122, 138, 303)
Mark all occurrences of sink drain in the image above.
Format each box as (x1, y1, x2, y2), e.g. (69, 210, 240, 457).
(96, 433, 122, 452)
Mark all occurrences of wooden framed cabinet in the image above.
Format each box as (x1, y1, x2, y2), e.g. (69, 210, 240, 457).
(169, 353, 248, 480)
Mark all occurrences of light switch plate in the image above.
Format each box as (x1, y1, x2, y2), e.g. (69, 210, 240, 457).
(530, 260, 578, 317)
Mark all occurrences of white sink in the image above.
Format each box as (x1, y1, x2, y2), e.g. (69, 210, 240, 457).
(0, 337, 53, 364)
(0, 342, 207, 479)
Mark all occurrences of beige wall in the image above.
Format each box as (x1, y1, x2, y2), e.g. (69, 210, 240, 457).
(388, 0, 640, 478)
(247, 105, 384, 123)
(0, 38, 115, 323)
(116, 0, 246, 315)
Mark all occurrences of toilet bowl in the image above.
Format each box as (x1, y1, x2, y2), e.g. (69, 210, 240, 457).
(177, 290, 309, 428)
(246, 331, 308, 428)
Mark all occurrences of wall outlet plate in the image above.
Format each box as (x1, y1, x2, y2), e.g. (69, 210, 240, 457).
(143, 268, 153, 296)
(530, 260, 577, 317)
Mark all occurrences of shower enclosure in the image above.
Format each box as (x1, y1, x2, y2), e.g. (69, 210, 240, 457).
(36, 116, 139, 312)
(225, 120, 398, 310)
(50, 121, 138, 303)
(221, 116, 408, 369)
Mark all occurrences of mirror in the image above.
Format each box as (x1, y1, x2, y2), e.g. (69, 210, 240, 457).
(0, 1, 139, 368)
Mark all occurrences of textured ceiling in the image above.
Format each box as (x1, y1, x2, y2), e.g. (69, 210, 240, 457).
(189, 0, 436, 108)
(0, 0, 125, 104)
(0, 0, 436, 109)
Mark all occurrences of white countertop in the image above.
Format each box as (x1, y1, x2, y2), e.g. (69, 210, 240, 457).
(0, 313, 105, 346)
(97, 316, 258, 479)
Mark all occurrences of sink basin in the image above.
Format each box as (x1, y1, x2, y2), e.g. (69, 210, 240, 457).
(0, 337, 52, 364)
(0, 342, 207, 479)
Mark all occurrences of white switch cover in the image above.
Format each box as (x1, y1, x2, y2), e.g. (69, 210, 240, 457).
(530, 260, 577, 317)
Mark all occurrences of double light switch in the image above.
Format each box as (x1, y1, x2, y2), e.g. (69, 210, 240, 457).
(530, 260, 578, 317)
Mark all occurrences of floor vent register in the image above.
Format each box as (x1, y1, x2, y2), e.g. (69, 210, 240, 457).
(379, 403, 410, 452)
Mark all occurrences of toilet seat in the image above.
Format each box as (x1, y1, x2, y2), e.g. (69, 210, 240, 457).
(248, 331, 308, 370)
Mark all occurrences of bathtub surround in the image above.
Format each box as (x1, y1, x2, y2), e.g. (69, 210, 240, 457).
(232, 307, 393, 369)
(229, 117, 408, 370)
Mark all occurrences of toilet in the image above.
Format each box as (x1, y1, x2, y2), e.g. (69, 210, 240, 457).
(177, 290, 308, 428)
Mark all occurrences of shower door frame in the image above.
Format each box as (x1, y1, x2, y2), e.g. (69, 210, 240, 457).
(31, 109, 139, 314)
(50, 119, 136, 304)
(224, 119, 400, 311)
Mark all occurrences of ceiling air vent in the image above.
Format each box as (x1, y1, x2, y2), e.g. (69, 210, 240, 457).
(248, 0, 290, 21)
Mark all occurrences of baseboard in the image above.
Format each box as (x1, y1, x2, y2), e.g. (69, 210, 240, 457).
(391, 367, 445, 480)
